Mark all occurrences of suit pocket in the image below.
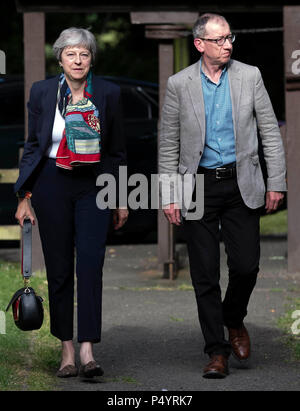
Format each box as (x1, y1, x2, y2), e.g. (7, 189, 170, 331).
(250, 154, 259, 165)
(248, 154, 266, 195)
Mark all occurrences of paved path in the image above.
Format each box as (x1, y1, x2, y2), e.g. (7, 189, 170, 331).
(51, 239, 299, 391)
(1, 239, 298, 391)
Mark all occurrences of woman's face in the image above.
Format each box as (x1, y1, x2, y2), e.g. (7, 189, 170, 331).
(60, 45, 92, 82)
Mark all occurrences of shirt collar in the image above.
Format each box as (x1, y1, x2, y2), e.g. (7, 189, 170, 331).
(200, 58, 227, 84)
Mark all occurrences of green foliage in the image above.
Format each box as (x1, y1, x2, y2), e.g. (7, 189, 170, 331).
(0, 2, 24, 74)
(45, 12, 158, 82)
(0, 261, 60, 391)
(277, 295, 300, 361)
(260, 210, 287, 236)
(1, 4, 158, 82)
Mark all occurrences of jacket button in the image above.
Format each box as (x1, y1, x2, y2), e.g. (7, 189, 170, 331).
(200, 151, 202, 155)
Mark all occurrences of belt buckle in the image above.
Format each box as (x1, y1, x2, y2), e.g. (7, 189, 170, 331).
(216, 167, 226, 179)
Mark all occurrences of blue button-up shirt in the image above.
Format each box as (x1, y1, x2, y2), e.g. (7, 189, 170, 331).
(199, 59, 236, 169)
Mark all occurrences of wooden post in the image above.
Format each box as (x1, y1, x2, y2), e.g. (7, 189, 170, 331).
(24, 13, 46, 118)
(23, 12, 45, 272)
(158, 41, 175, 278)
(145, 23, 195, 279)
(131, 12, 197, 279)
(157, 33, 189, 278)
(283, 6, 300, 273)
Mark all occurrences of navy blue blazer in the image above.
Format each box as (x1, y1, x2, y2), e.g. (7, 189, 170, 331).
(15, 74, 126, 194)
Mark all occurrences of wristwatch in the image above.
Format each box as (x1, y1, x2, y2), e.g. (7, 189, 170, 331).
(16, 190, 32, 200)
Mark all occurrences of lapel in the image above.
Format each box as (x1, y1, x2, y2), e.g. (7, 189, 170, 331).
(187, 60, 206, 146)
(91, 75, 106, 139)
(227, 59, 242, 138)
(186, 59, 242, 146)
(40, 75, 59, 152)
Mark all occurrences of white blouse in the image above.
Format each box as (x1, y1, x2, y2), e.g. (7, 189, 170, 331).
(46, 104, 65, 159)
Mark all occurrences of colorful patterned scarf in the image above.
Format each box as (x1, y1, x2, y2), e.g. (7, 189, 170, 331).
(56, 71, 101, 170)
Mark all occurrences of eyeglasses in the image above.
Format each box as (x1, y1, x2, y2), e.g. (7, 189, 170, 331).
(199, 34, 235, 46)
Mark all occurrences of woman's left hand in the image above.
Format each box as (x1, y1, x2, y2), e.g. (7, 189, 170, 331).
(113, 208, 129, 230)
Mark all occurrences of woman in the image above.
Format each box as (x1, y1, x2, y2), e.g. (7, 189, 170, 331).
(15, 27, 128, 378)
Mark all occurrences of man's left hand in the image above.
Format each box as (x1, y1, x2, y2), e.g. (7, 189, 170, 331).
(113, 208, 129, 230)
(265, 191, 284, 214)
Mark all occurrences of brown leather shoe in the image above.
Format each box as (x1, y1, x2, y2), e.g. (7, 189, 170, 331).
(56, 364, 78, 378)
(79, 361, 104, 378)
(227, 324, 251, 361)
(203, 355, 229, 379)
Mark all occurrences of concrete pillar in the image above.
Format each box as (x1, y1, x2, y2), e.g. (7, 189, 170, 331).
(23, 12, 45, 272)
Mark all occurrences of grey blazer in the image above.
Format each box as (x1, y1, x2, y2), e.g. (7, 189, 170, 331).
(159, 58, 287, 216)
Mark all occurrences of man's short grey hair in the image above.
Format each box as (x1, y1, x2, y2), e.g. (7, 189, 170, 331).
(53, 27, 97, 62)
(192, 13, 230, 39)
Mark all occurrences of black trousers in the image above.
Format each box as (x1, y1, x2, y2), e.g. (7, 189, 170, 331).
(31, 158, 111, 343)
(183, 171, 260, 357)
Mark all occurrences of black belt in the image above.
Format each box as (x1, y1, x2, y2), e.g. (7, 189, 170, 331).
(197, 163, 236, 180)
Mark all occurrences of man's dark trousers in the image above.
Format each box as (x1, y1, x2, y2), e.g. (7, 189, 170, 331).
(183, 167, 260, 357)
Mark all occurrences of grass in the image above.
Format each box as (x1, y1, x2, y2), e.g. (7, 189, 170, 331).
(169, 316, 184, 322)
(277, 294, 300, 361)
(260, 210, 300, 359)
(260, 210, 287, 236)
(0, 260, 60, 391)
(104, 375, 139, 384)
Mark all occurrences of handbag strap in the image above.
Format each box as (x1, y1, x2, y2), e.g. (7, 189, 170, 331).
(22, 219, 32, 281)
(5, 287, 34, 312)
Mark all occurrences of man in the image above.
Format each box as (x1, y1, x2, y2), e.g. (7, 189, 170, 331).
(159, 13, 286, 378)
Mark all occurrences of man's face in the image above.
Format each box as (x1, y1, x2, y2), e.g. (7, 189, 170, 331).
(194, 20, 233, 66)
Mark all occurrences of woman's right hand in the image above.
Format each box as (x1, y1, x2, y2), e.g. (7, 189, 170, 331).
(15, 198, 35, 227)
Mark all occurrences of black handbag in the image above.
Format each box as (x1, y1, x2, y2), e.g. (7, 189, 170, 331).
(6, 219, 44, 331)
